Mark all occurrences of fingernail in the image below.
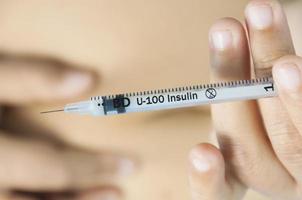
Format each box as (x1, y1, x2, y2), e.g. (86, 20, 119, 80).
(58, 71, 94, 98)
(247, 3, 273, 30)
(275, 63, 302, 92)
(190, 152, 211, 172)
(211, 30, 233, 51)
(118, 158, 137, 176)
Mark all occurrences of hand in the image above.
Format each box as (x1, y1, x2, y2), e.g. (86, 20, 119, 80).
(0, 53, 136, 200)
(188, 0, 302, 199)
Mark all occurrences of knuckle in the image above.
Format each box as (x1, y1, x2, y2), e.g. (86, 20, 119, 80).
(267, 119, 296, 142)
(256, 50, 288, 65)
(276, 55, 301, 63)
(267, 121, 302, 165)
(218, 135, 261, 178)
(280, 142, 302, 166)
(267, 118, 294, 138)
(286, 93, 302, 105)
(254, 50, 291, 77)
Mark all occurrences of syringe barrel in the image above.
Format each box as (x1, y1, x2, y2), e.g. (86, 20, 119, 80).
(64, 101, 93, 115)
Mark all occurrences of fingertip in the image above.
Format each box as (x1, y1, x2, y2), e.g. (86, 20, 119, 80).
(0, 55, 99, 104)
(209, 17, 250, 80)
(188, 144, 227, 200)
(209, 17, 246, 52)
(245, 0, 295, 78)
(54, 69, 98, 99)
(209, 17, 244, 32)
(245, 0, 286, 28)
(273, 56, 302, 96)
(116, 156, 138, 177)
(189, 143, 224, 175)
(245, 0, 275, 31)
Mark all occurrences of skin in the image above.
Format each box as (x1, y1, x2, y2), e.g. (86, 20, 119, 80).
(0, 0, 245, 199)
(188, 0, 302, 199)
(0, 0, 227, 199)
(0, 0, 300, 199)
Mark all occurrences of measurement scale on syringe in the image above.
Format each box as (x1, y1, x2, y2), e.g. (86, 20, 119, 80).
(41, 77, 277, 116)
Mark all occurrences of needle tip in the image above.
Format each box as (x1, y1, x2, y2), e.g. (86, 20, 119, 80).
(40, 109, 64, 114)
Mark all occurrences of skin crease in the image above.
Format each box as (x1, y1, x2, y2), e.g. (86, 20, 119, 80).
(0, 0, 300, 200)
(189, 0, 302, 200)
(0, 1, 246, 200)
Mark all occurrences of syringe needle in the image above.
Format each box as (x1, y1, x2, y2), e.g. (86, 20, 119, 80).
(41, 77, 277, 116)
(40, 109, 64, 114)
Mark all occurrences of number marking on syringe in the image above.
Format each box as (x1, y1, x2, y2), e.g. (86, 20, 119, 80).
(42, 77, 277, 116)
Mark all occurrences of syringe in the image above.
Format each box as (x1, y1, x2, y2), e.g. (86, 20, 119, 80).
(41, 77, 277, 116)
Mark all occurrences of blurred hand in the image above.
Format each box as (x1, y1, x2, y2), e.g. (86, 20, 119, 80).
(188, 0, 302, 199)
(0, 53, 136, 200)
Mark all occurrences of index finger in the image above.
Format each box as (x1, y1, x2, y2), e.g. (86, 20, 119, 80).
(0, 53, 96, 104)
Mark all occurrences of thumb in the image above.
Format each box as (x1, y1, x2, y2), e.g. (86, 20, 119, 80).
(273, 55, 302, 135)
(273, 55, 302, 183)
(188, 144, 245, 200)
(0, 53, 97, 104)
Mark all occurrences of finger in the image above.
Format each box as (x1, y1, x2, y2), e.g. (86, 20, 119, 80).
(73, 187, 121, 200)
(273, 55, 302, 181)
(245, 0, 295, 77)
(0, 134, 137, 191)
(209, 17, 295, 197)
(0, 53, 97, 104)
(0, 192, 38, 200)
(30, 187, 122, 200)
(273, 56, 302, 134)
(188, 144, 236, 200)
(245, 0, 302, 184)
(3, 187, 121, 200)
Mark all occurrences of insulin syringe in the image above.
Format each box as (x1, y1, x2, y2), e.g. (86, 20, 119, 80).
(41, 77, 277, 116)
